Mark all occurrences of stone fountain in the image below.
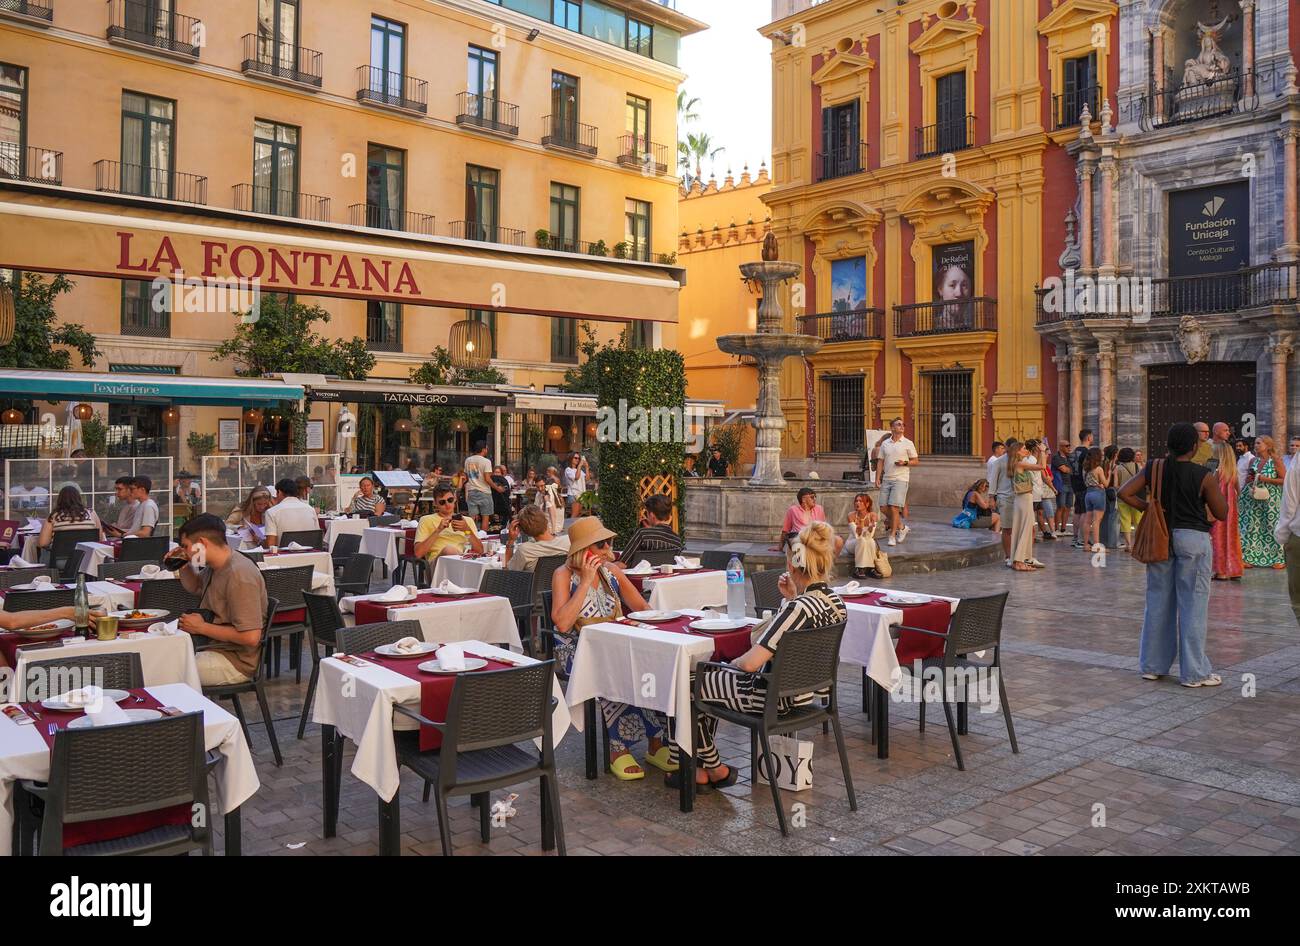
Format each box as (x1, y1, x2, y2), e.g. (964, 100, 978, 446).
(717, 232, 823, 486)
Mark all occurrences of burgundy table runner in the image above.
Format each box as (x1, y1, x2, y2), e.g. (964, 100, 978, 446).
(352, 591, 492, 627)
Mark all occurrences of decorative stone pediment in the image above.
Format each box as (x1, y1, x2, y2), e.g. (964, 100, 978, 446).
(908, 14, 982, 59)
(799, 200, 883, 251)
(897, 180, 995, 236)
(812, 50, 875, 105)
(1036, 0, 1117, 41)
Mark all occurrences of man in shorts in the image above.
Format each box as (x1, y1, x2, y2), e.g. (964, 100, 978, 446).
(874, 417, 918, 546)
(463, 442, 495, 532)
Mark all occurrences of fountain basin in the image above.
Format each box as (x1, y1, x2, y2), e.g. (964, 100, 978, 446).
(717, 333, 824, 359)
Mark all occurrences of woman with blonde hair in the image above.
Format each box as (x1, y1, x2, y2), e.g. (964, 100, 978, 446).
(664, 521, 847, 792)
(1009, 440, 1048, 571)
(227, 486, 273, 547)
(540, 466, 565, 534)
(1210, 440, 1242, 579)
(1239, 434, 1285, 569)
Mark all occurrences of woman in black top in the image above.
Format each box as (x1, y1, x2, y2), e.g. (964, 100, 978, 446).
(1119, 423, 1228, 688)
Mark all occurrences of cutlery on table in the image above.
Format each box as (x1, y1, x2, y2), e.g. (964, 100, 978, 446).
(47, 724, 57, 737)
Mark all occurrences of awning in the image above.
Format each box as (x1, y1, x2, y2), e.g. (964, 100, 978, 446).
(0, 369, 303, 405)
(303, 378, 507, 407)
(504, 389, 726, 418)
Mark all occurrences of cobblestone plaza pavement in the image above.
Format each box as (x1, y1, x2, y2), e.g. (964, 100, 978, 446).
(218, 524, 1300, 856)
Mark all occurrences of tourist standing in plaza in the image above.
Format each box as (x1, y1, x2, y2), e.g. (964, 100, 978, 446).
(1286, 436, 1300, 472)
(1114, 448, 1144, 553)
(1210, 440, 1243, 580)
(1239, 435, 1285, 570)
(1235, 437, 1255, 483)
(463, 442, 495, 532)
(1192, 422, 1213, 465)
(1100, 445, 1121, 549)
(875, 417, 918, 546)
(985, 441, 1005, 486)
(564, 453, 589, 518)
(1069, 430, 1094, 547)
(1079, 447, 1109, 552)
(1119, 423, 1225, 688)
(541, 466, 566, 534)
(1031, 441, 1057, 541)
(990, 437, 1018, 563)
(1009, 440, 1046, 571)
(1050, 440, 1073, 536)
(1272, 448, 1300, 624)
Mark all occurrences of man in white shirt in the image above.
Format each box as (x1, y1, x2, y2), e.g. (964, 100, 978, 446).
(262, 477, 319, 547)
(125, 476, 160, 538)
(1274, 453, 1300, 624)
(985, 441, 1005, 486)
(874, 417, 919, 546)
(1286, 437, 1300, 472)
(463, 442, 495, 531)
(1235, 438, 1256, 483)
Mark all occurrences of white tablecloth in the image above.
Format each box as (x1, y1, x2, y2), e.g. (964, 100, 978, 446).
(12, 631, 201, 693)
(640, 571, 729, 611)
(565, 621, 714, 755)
(341, 593, 522, 651)
(74, 542, 116, 576)
(0, 682, 260, 854)
(840, 588, 962, 691)
(313, 640, 569, 801)
(261, 551, 336, 597)
(362, 527, 405, 573)
(15, 534, 40, 563)
(432, 554, 502, 591)
(323, 517, 369, 552)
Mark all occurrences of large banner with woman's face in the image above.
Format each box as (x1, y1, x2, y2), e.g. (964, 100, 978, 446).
(932, 241, 974, 330)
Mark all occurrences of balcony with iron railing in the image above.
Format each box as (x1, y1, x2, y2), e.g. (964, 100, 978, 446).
(356, 66, 428, 115)
(455, 92, 519, 138)
(106, 0, 201, 60)
(240, 34, 323, 89)
(815, 142, 867, 182)
(366, 312, 402, 352)
(121, 296, 170, 338)
(541, 116, 598, 157)
(0, 0, 54, 26)
(447, 220, 525, 246)
(347, 203, 434, 235)
(916, 115, 975, 159)
(0, 143, 62, 185)
(542, 237, 602, 255)
(1052, 85, 1101, 131)
(95, 160, 208, 204)
(1134, 71, 1257, 132)
(894, 297, 997, 337)
(232, 183, 330, 222)
(798, 308, 884, 343)
(617, 135, 669, 175)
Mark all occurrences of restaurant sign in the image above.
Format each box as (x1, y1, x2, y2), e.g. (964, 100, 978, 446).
(308, 387, 501, 407)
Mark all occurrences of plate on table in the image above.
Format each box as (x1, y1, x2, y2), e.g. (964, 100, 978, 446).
(627, 610, 681, 623)
(8, 582, 63, 592)
(431, 587, 476, 598)
(688, 618, 749, 633)
(832, 586, 873, 598)
(41, 689, 130, 711)
(373, 641, 439, 658)
(880, 593, 931, 607)
(417, 657, 488, 674)
(11, 618, 73, 638)
(108, 608, 170, 628)
(67, 708, 163, 729)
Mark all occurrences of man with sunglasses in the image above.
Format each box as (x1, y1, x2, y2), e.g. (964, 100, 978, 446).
(412, 485, 484, 563)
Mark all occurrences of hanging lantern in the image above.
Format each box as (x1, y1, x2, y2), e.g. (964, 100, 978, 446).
(73, 403, 93, 421)
(585, 421, 598, 438)
(451, 419, 468, 434)
(394, 418, 412, 433)
(546, 424, 564, 442)
(0, 283, 14, 347)
(162, 406, 180, 425)
(1, 408, 22, 425)
(243, 408, 262, 425)
(448, 318, 492, 370)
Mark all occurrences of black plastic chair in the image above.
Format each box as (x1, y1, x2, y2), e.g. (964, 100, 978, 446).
(690, 620, 856, 836)
(751, 569, 784, 616)
(97, 560, 145, 581)
(297, 592, 347, 740)
(138, 581, 203, 623)
(334, 552, 376, 600)
(46, 528, 99, 574)
(368, 514, 400, 527)
(699, 550, 744, 572)
(116, 535, 170, 563)
(0, 566, 56, 589)
(900, 591, 1017, 771)
(203, 594, 283, 767)
(238, 548, 265, 565)
(336, 619, 423, 655)
(330, 532, 362, 571)
(4, 588, 74, 612)
(24, 651, 144, 697)
(278, 529, 324, 550)
(261, 564, 316, 681)
(28, 712, 211, 855)
(389, 661, 564, 856)
(481, 568, 533, 651)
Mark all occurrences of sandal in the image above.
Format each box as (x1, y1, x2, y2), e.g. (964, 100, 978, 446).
(663, 771, 711, 792)
(609, 753, 645, 781)
(642, 744, 678, 774)
(1181, 674, 1222, 688)
(707, 765, 739, 789)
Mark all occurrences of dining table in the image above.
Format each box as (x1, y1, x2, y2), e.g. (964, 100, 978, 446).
(430, 553, 503, 592)
(341, 588, 523, 651)
(625, 568, 728, 611)
(8, 624, 201, 692)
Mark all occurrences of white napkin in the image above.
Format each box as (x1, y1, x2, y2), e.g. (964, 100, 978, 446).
(140, 563, 161, 579)
(56, 685, 104, 710)
(377, 584, 410, 602)
(675, 555, 701, 569)
(838, 580, 861, 594)
(399, 520, 419, 529)
(434, 580, 472, 595)
(147, 620, 181, 636)
(29, 575, 54, 588)
(625, 559, 654, 575)
(283, 541, 310, 551)
(392, 636, 424, 654)
(24, 518, 40, 531)
(8, 556, 32, 568)
(86, 699, 131, 727)
(438, 643, 466, 670)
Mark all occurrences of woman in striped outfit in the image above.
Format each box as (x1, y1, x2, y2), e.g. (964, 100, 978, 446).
(666, 521, 847, 791)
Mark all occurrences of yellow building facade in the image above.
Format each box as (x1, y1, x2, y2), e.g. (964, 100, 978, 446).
(0, 0, 703, 466)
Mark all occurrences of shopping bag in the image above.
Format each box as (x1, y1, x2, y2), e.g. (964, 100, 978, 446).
(755, 734, 814, 791)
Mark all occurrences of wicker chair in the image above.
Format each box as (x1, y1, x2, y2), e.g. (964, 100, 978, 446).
(97, 560, 145, 581)
(368, 514, 400, 527)
(901, 591, 1017, 771)
(699, 550, 744, 571)
(138, 581, 203, 623)
(335, 619, 423, 655)
(278, 529, 324, 550)
(334, 552, 376, 600)
(751, 569, 784, 616)
(481, 568, 533, 651)
(296, 592, 346, 740)
(330, 532, 362, 570)
(690, 620, 856, 836)
(202, 595, 282, 767)
(4, 588, 74, 612)
(238, 548, 265, 565)
(46, 528, 99, 574)
(260, 564, 316, 681)
(24, 712, 211, 855)
(0, 566, 56, 589)
(620, 549, 677, 569)
(115, 536, 170, 563)
(24, 652, 145, 697)
(531, 554, 567, 655)
(387, 661, 564, 856)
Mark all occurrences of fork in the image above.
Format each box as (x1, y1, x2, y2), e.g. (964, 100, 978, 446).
(47, 724, 57, 737)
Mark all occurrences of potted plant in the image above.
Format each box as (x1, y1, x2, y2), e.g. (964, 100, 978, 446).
(534, 228, 551, 250)
(587, 239, 608, 257)
(613, 241, 630, 260)
(80, 412, 107, 457)
(657, 251, 678, 265)
(187, 431, 217, 468)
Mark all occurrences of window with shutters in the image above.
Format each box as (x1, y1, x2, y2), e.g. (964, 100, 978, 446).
(1057, 52, 1098, 130)
(819, 101, 862, 180)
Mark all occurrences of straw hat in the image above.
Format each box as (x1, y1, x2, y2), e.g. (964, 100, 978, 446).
(567, 516, 617, 555)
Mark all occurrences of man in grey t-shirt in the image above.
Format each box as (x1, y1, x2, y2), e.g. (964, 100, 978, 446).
(464, 442, 494, 531)
(989, 438, 1019, 564)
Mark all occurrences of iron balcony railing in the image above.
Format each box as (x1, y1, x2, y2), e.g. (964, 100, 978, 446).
(816, 142, 867, 182)
(0, 143, 62, 185)
(1053, 85, 1101, 131)
(1137, 71, 1256, 132)
(544, 237, 601, 254)
(447, 220, 525, 246)
(541, 116, 598, 157)
(121, 296, 170, 338)
(240, 33, 323, 88)
(356, 66, 428, 114)
(455, 92, 519, 137)
(95, 160, 208, 204)
(347, 203, 434, 235)
(617, 135, 669, 175)
(894, 297, 997, 337)
(0, 0, 54, 25)
(366, 311, 402, 352)
(916, 115, 975, 159)
(232, 183, 331, 222)
(798, 308, 884, 343)
(106, 0, 201, 59)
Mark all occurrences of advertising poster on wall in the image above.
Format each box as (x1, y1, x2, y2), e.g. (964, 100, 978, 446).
(932, 240, 974, 330)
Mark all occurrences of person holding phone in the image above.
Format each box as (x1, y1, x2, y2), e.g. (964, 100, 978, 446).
(412, 485, 484, 563)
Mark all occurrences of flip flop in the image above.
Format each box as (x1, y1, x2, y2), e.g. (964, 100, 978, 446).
(642, 745, 679, 773)
(707, 765, 739, 789)
(609, 753, 645, 781)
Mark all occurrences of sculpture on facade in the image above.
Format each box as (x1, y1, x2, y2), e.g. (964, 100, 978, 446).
(1181, 17, 1233, 88)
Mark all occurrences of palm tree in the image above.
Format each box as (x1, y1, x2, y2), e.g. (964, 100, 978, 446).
(683, 132, 725, 182)
(677, 89, 701, 176)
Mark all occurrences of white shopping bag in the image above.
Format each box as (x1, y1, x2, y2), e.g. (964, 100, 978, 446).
(754, 735, 814, 791)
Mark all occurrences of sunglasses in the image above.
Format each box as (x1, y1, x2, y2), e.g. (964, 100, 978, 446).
(592, 540, 610, 549)
(435, 498, 456, 505)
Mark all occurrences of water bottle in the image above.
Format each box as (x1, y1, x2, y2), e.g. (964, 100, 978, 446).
(725, 555, 745, 619)
(73, 573, 90, 638)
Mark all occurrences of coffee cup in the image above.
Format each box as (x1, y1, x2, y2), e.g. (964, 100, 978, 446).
(658, 564, 675, 574)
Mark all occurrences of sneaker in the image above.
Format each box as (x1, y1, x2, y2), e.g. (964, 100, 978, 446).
(897, 525, 910, 543)
(1181, 674, 1222, 688)
(1026, 558, 1046, 568)
(887, 535, 897, 547)
(1141, 673, 1163, 681)
(1005, 558, 1013, 567)
(1042, 531, 1056, 541)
